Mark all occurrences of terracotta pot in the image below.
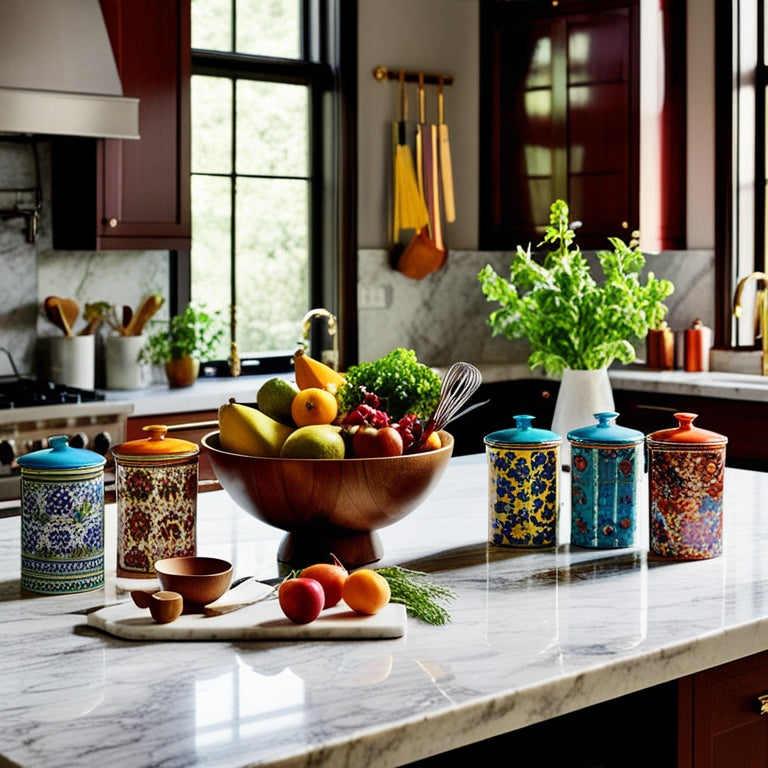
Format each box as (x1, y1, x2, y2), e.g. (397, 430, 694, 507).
(165, 356, 200, 388)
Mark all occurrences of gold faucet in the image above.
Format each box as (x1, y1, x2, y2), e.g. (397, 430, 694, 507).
(733, 271, 768, 375)
(300, 308, 339, 370)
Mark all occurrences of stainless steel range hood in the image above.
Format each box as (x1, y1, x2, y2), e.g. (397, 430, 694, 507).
(0, 0, 139, 140)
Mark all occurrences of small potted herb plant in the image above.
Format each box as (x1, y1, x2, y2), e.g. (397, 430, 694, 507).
(142, 302, 224, 387)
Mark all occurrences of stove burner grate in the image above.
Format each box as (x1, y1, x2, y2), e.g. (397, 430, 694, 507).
(0, 377, 106, 409)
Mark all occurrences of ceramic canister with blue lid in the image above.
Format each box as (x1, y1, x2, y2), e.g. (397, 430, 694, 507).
(567, 412, 645, 549)
(485, 415, 562, 547)
(18, 434, 107, 594)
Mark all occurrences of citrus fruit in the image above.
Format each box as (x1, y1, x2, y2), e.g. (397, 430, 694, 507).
(342, 568, 391, 615)
(291, 387, 339, 427)
(257, 377, 299, 425)
(300, 559, 348, 608)
(280, 424, 346, 459)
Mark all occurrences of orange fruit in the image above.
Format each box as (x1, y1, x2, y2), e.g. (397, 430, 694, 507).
(420, 431, 442, 452)
(291, 387, 339, 427)
(342, 568, 391, 615)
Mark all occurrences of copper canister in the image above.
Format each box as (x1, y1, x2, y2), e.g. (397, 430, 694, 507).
(485, 415, 561, 548)
(646, 323, 675, 370)
(684, 319, 712, 372)
(113, 425, 199, 578)
(646, 413, 727, 559)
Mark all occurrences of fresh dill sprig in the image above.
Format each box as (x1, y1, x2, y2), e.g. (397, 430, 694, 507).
(375, 566, 456, 626)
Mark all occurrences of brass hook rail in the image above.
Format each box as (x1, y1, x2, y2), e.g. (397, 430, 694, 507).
(373, 66, 454, 86)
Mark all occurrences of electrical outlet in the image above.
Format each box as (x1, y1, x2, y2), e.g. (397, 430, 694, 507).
(358, 285, 389, 309)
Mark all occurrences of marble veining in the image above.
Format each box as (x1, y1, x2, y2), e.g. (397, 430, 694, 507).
(2, 455, 768, 766)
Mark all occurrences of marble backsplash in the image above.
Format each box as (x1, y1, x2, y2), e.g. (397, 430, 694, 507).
(0, 140, 715, 381)
(0, 139, 169, 380)
(357, 247, 715, 369)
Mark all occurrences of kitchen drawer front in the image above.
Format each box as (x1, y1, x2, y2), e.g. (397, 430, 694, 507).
(687, 650, 768, 768)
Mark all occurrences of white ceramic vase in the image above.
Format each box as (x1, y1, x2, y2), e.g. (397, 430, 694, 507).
(550, 368, 615, 468)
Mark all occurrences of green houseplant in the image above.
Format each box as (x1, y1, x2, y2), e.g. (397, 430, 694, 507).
(142, 302, 224, 387)
(477, 199, 675, 376)
(478, 199, 675, 464)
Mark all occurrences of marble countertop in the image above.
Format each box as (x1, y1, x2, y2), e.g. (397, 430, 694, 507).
(3, 454, 768, 767)
(98, 364, 768, 420)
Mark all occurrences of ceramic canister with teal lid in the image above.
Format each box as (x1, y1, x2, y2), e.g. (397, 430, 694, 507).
(485, 415, 562, 547)
(567, 412, 644, 549)
(18, 434, 107, 594)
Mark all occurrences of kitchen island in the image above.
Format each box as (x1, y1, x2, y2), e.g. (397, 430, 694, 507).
(2, 453, 768, 767)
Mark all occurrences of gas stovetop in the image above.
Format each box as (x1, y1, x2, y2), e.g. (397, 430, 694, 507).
(0, 377, 106, 409)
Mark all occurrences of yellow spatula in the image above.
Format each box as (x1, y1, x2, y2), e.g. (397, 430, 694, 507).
(438, 76, 456, 223)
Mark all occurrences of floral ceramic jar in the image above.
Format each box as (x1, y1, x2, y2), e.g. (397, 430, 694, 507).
(646, 412, 727, 560)
(19, 434, 106, 594)
(485, 415, 561, 547)
(567, 412, 644, 549)
(113, 425, 199, 578)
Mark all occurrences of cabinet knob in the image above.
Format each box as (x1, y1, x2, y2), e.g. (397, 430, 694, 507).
(107, 217, 118, 228)
(757, 694, 768, 714)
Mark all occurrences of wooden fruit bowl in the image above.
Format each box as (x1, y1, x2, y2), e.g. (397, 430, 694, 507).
(201, 430, 454, 569)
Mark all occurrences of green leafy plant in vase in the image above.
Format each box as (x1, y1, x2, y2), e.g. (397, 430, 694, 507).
(142, 302, 225, 387)
(477, 199, 674, 458)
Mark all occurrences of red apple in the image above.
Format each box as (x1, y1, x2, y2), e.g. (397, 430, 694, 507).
(278, 577, 325, 624)
(351, 425, 404, 458)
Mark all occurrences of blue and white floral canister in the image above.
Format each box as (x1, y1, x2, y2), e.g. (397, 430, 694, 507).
(19, 435, 106, 594)
(485, 415, 561, 548)
(567, 412, 644, 549)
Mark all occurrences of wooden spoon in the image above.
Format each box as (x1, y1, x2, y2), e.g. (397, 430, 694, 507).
(59, 298, 79, 334)
(125, 294, 164, 336)
(43, 296, 72, 337)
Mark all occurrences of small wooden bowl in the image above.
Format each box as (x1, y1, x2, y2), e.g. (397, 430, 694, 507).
(149, 591, 184, 624)
(154, 556, 233, 607)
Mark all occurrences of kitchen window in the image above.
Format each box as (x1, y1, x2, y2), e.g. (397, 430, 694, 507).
(186, 0, 356, 374)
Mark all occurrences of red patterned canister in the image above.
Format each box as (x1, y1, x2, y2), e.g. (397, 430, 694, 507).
(113, 425, 199, 578)
(646, 413, 727, 560)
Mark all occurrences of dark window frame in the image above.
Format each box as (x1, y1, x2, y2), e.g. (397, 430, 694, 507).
(174, 0, 357, 374)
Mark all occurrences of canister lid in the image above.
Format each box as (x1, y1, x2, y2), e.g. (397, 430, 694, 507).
(567, 412, 644, 446)
(112, 425, 199, 460)
(647, 412, 728, 446)
(17, 434, 107, 470)
(485, 414, 562, 447)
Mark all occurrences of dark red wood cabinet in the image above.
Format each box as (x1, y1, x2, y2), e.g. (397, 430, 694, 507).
(679, 651, 768, 768)
(479, 0, 685, 251)
(52, 0, 190, 250)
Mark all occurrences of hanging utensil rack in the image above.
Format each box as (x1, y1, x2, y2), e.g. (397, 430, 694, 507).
(373, 66, 454, 86)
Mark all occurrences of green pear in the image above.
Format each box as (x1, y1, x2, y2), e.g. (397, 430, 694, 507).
(280, 424, 346, 459)
(257, 377, 299, 425)
(218, 399, 293, 457)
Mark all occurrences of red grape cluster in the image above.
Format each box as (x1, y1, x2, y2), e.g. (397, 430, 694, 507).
(340, 392, 390, 429)
(340, 391, 425, 453)
(393, 413, 425, 454)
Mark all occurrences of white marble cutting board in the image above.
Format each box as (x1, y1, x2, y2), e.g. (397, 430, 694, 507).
(87, 599, 407, 641)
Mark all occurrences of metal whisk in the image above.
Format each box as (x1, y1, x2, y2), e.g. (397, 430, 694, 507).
(419, 362, 483, 447)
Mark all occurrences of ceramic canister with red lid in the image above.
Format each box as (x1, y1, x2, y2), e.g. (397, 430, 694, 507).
(113, 425, 199, 578)
(646, 413, 727, 560)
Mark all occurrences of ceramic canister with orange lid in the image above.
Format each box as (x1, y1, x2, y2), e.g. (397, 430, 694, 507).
(646, 413, 727, 560)
(113, 425, 199, 578)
